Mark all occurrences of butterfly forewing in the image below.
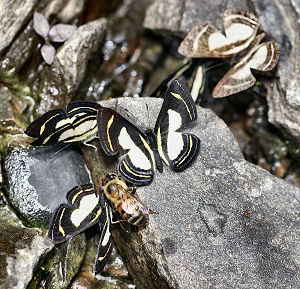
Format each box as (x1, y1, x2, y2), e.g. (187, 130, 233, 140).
(48, 184, 103, 244)
(97, 107, 155, 185)
(178, 9, 259, 58)
(94, 202, 113, 275)
(25, 101, 100, 145)
(155, 79, 200, 170)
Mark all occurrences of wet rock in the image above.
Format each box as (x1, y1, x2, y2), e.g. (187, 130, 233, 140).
(36, 18, 107, 115)
(144, 0, 300, 140)
(0, 0, 38, 54)
(39, 234, 86, 289)
(98, 97, 300, 289)
(4, 145, 92, 227)
(58, 0, 84, 23)
(0, 223, 53, 289)
(83, 0, 157, 102)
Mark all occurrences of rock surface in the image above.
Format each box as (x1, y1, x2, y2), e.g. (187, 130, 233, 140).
(98, 97, 300, 289)
(0, 221, 53, 289)
(4, 145, 92, 227)
(144, 0, 300, 139)
(0, 0, 38, 54)
(36, 18, 107, 115)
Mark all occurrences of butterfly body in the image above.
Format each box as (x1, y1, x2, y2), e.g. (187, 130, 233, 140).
(98, 79, 200, 185)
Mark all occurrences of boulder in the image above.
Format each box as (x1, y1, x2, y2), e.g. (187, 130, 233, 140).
(98, 97, 300, 289)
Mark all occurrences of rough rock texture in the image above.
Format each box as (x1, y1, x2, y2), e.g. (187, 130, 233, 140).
(53, 18, 107, 94)
(144, 0, 300, 139)
(4, 145, 92, 227)
(36, 18, 107, 115)
(0, 0, 38, 54)
(0, 223, 53, 289)
(98, 97, 300, 289)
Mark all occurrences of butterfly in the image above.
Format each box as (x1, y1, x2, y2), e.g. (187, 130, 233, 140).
(97, 79, 200, 186)
(212, 33, 280, 98)
(149, 59, 207, 104)
(178, 8, 260, 58)
(25, 101, 101, 146)
(48, 184, 113, 275)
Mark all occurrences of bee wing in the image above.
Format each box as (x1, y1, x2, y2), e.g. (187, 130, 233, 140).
(94, 202, 113, 275)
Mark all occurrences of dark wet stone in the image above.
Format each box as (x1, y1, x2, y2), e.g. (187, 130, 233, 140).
(97, 97, 300, 289)
(144, 0, 300, 140)
(0, 223, 53, 289)
(4, 145, 92, 227)
(40, 234, 86, 289)
(0, 0, 38, 54)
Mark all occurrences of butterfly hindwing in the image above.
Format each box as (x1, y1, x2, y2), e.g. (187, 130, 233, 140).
(48, 184, 103, 244)
(97, 107, 155, 185)
(154, 79, 200, 170)
(213, 36, 280, 98)
(94, 201, 113, 275)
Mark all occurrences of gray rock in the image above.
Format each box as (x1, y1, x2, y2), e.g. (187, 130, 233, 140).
(36, 18, 107, 115)
(99, 97, 300, 289)
(4, 145, 92, 227)
(53, 18, 107, 94)
(58, 0, 84, 23)
(0, 223, 53, 289)
(0, 0, 38, 54)
(144, 0, 300, 139)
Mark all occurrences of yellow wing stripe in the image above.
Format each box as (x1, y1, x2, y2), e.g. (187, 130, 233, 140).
(97, 241, 112, 261)
(68, 106, 98, 114)
(107, 115, 114, 151)
(59, 208, 66, 236)
(157, 127, 169, 165)
(90, 208, 102, 223)
(71, 187, 94, 204)
(170, 92, 192, 120)
(40, 113, 61, 135)
(139, 135, 156, 167)
(177, 135, 193, 166)
(122, 161, 150, 178)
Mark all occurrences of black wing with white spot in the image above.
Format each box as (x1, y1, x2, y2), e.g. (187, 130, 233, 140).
(97, 107, 155, 185)
(48, 184, 103, 244)
(25, 101, 100, 145)
(154, 79, 200, 171)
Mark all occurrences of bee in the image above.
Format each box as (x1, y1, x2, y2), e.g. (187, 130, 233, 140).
(101, 173, 157, 226)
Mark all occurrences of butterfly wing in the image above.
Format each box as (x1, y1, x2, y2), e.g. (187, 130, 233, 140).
(48, 184, 103, 244)
(178, 9, 259, 58)
(213, 39, 280, 98)
(94, 201, 113, 275)
(25, 109, 72, 145)
(154, 79, 200, 171)
(25, 101, 101, 145)
(97, 107, 155, 185)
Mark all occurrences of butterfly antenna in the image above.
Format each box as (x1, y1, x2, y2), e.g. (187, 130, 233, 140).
(49, 143, 72, 159)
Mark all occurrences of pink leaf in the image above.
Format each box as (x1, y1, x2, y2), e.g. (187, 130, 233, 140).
(33, 12, 50, 39)
(41, 44, 56, 65)
(49, 24, 76, 42)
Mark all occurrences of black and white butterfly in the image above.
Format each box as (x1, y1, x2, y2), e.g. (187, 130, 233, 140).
(25, 101, 101, 146)
(97, 79, 200, 186)
(48, 184, 113, 275)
